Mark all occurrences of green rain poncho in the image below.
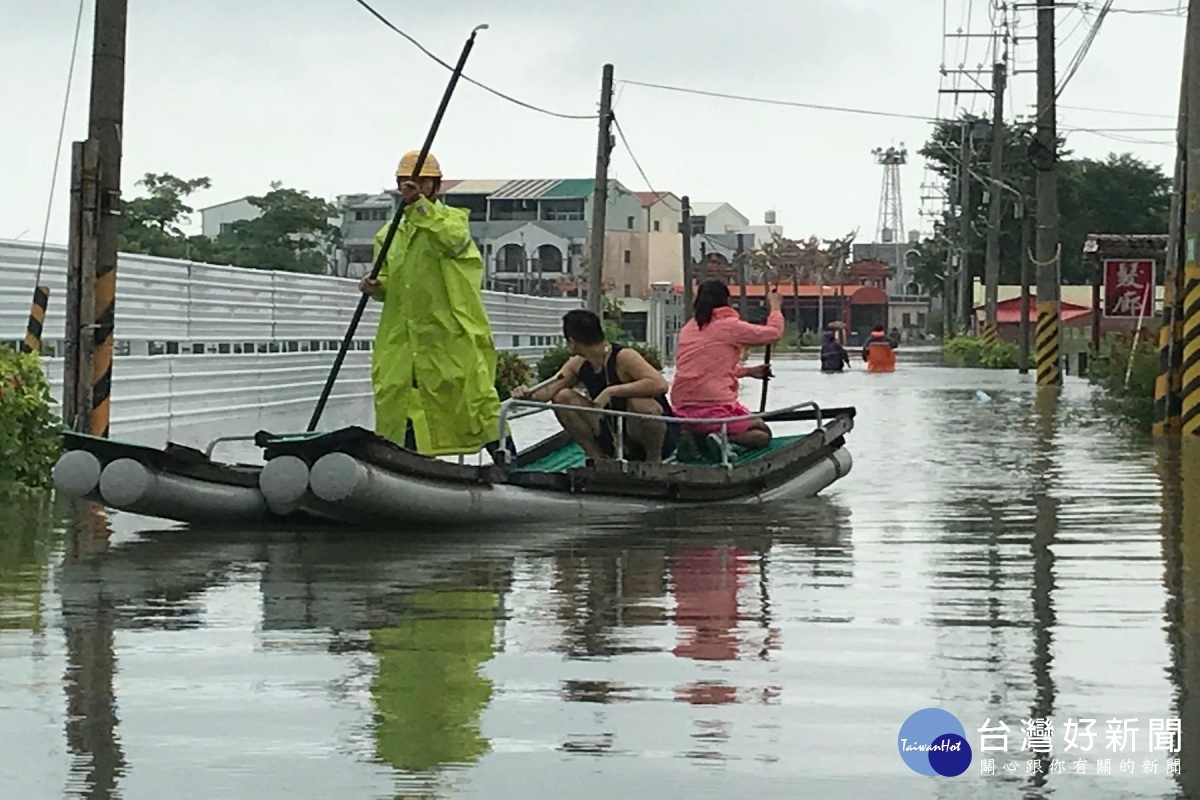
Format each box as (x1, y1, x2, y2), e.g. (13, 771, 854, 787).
(370, 196, 502, 455)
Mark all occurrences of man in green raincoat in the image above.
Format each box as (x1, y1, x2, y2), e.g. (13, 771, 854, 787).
(359, 150, 506, 457)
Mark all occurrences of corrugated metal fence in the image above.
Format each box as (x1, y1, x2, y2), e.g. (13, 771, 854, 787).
(0, 240, 578, 449)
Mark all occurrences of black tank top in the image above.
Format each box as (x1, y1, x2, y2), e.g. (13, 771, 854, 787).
(576, 343, 672, 415)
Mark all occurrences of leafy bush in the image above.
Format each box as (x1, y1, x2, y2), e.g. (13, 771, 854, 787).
(1086, 334, 1157, 432)
(536, 344, 571, 382)
(535, 342, 663, 383)
(0, 345, 62, 490)
(943, 335, 1018, 369)
(494, 350, 531, 401)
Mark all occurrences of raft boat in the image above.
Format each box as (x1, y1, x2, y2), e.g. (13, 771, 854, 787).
(50, 399, 855, 528)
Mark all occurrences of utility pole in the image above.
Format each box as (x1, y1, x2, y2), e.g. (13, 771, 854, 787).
(958, 122, 972, 335)
(64, 0, 126, 435)
(87, 0, 128, 438)
(983, 60, 1007, 347)
(736, 233, 748, 316)
(1158, 11, 1191, 435)
(587, 63, 614, 316)
(1019, 200, 1032, 374)
(1182, 0, 1200, 434)
(681, 196, 694, 320)
(1033, 0, 1062, 387)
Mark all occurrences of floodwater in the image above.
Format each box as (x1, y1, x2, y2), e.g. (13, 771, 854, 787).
(1, 345, 1197, 799)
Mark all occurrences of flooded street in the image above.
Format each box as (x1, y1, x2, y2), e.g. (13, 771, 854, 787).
(1, 346, 1194, 799)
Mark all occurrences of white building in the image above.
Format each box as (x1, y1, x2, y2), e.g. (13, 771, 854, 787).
(199, 197, 261, 239)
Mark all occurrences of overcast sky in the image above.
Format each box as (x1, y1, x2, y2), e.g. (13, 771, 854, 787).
(1, 0, 1186, 249)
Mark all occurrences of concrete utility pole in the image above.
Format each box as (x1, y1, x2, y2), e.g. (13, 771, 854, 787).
(736, 233, 748, 316)
(1020, 200, 1032, 374)
(1033, 0, 1062, 387)
(587, 63, 614, 316)
(1159, 10, 1192, 435)
(681, 195, 694, 320)
(983, 60, 1007, 346)
(957, 123, 972, 335)
(1183, 0, 1200, 434)
(87, 0, 127, 438)
(64, 0, 126, 435)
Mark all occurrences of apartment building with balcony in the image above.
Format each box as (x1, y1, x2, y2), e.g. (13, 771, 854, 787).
(337, 178, 649, 298)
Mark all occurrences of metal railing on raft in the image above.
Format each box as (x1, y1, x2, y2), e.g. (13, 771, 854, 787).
(497, 395, 824, 469)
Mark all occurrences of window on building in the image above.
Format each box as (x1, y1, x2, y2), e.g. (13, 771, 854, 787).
(623, 250, 631, 264)
(902, 312, 912, 327)
(917, 312, 927, 325)
(219, 222, 234, 235)
(624, 284, 631, 297)
(539, 199, 585, 221)
(627, 216, 635, 230)
(653, 220, 660, 232)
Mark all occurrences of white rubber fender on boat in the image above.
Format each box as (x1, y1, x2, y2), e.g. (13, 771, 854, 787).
(52, 450, 102, 498)
(308, 452, 368, 504)
(258, 455, 311, 514)
(98, 458, 268, 522)
(756, 447, 854, 503)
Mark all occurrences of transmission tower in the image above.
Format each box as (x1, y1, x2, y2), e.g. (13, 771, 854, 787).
(872, 145, 907, 243)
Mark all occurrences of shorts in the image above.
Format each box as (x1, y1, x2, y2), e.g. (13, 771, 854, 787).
(673, 403, 755, 436)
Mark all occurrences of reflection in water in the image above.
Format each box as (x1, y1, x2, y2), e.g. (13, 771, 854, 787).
(0, 492, 58, 631)
(371, 584, 502, 774)
(1165, 439, 1200, 800)
(1025, 389, 1059, 793)
(6, 355, 1194, 798)
(61, 503, 126, 800)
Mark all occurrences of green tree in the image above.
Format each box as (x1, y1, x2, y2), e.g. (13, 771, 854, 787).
(1058, 153, 1171, 283)
(216, 182, 341, 274)
(916, 115, 1170, 286)
(118, 172, 222, 261)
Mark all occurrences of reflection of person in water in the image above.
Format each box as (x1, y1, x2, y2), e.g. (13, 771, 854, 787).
(670, 547, 747, 705)
(370, 588, 499, 773)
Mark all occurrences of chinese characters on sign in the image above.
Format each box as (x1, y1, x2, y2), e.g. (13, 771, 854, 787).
(1103, 259, 1155, 318)
(976, 717, 1182, 777)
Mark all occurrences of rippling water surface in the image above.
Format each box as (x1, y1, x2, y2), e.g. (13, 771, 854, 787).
(2, 345, 1196, 799)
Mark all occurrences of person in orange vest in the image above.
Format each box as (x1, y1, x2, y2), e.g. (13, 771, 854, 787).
(861, 324, 897, 372)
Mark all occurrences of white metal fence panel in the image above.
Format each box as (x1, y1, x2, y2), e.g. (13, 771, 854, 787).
(0, 239, 577, 354)
(2, 239, 580, 447)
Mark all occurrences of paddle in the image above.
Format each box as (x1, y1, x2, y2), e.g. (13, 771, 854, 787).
(761, 405, 856, 423)
(306, 24, 488, 433)
(758, 282, 781, 413)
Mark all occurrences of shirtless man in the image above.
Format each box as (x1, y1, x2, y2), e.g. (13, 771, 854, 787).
(510, 309, 678, 462)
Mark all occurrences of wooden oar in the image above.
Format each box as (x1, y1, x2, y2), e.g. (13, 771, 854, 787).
(761, 405, 856, 423)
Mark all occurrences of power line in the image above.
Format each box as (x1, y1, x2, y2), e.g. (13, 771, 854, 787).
(617, 78, 939, 122)
(611, 114, 680, 212)
(34, 0, 86, 287)
(351, 0, 596, 120)
(1056, 0, 1114, 99)
(1058, 103, 1175, 119)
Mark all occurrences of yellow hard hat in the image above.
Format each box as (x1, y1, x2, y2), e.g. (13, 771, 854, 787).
(395, 150, 442, 178)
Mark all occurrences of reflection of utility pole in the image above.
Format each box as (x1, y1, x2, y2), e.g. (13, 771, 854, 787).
(62, 505, 125, 798)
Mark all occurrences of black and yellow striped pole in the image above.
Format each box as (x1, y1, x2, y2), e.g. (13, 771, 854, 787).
(979, 321, 998, 348)
(1184, 239, 1200, 435)
(84, 0, 127, 440)
(20, 286, 50, 355)
(1032, 244, 1062, 387)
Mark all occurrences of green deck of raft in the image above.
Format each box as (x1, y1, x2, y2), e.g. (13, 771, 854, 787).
(517, 433, 804, 474)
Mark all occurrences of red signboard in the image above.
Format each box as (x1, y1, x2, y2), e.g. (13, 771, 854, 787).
(1103, 259, 1155, 318)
